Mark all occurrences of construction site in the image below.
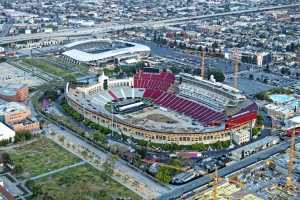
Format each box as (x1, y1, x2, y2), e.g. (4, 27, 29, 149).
(187, 128, 300, 200)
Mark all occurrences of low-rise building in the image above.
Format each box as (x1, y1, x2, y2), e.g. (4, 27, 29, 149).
(232, 129, 251, 145)
(230, 136, 280, 160)
(0, 84, 29, 102)
(11, 119, 40, 132)
(264, 103, 294, 120)
(0, 102, 31, 124)
(0, 102, 39, 133)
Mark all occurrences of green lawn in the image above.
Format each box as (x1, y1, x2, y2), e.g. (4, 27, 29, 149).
(27, 164, 142, 200)
(8, 138, 81, 180)
(22, 58, 71, 77)
(48, 55, 90, 73)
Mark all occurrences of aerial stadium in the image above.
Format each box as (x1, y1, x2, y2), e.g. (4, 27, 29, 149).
(62, 39, 151, 65)
(65, 68, 258, 145)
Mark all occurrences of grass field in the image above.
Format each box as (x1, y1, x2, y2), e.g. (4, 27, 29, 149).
(8, 138, 81, 180)
(22, 58, 71, 77)
(27, 164, 142, 200)
(48, 56, 90, 73)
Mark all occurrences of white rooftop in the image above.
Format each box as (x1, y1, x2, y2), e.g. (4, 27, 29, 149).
(289, 116, 300, 124)
(0, 102, 28, 116)
(63, 39, 150, 62)
(0, 122, 15, 140)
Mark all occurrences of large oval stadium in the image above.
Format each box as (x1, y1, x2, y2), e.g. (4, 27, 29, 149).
(65, 68, 258, 145)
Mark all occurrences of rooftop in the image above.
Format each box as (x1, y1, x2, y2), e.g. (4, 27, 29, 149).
(0, 102, 28, 116)
(63, 39, 150, 62)
(0, 84, 27, 97)
(0, 122, 15, 136)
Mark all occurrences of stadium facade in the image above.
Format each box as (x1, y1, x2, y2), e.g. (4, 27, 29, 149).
(65, 69, 258, 145)
(62, 39, 151, 65)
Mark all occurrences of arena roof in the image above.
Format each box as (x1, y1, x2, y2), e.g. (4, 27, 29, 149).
(62, 39, 151, 62)
(64, 38, 108, 48)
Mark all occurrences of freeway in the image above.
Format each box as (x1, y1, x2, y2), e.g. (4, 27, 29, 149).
(1, 3, 300, 45)
(157, 136, 300, 200)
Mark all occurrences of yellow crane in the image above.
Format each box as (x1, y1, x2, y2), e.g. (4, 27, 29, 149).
(201, 50, 205, 79)
(198, 50, 240, 89)
(231, 49, 241, 90)
(192, 168, 245, 200)
(233, 59, 240, 89)
(208, 168, 245, 200)
(285, 128, 296, 191)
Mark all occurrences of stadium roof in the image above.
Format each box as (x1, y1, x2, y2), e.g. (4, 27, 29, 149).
(62, 39, 150, 62)
(64, 38, 110, 48)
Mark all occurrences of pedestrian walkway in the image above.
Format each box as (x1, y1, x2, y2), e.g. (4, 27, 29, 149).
(26, 161, 86, 181)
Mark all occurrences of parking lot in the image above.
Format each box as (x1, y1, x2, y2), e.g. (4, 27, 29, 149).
(0, 62, 45, 87)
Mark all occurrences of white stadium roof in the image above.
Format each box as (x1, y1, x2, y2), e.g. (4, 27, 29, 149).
(62, 39, 150, 62)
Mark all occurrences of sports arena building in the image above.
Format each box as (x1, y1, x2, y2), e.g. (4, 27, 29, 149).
(65, 69, 258, 145)
(62, 39, 151, 66)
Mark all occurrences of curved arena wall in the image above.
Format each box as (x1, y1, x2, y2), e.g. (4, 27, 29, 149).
(66, 94, 254, 145)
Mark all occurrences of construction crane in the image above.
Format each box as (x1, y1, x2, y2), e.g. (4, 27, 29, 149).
(198, 50, 240, 89)
(285, 128, 296, 191)
(208, 167, 244, 200)
(232, 49, 241, 89)
(200, 50, 205, 79)
(233, 60, 240, 89)
(211, 167, 219, 200)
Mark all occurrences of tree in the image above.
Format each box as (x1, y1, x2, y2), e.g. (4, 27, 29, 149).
(1, 153, 11, 164)
(63, 73, 76, 83)
(252, 127, 261, 136)
(256, 115, 264, 126)
(15, 131, 33, 143)
(29, 181, 43, 197)
(207, 69, 225, 82)
(102, 154, 117, 179)
(44, 90, 59, 101)
(0, 57, 7, 63)
(132, 154, 142, 167)
(155, 167, 172, 183)
(92, 131, 107, 144)
(81, 150, 88, 159)
(13, 164, 23, 175)
(59, 135, 65, 143)
(170, 66, 180, 74)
